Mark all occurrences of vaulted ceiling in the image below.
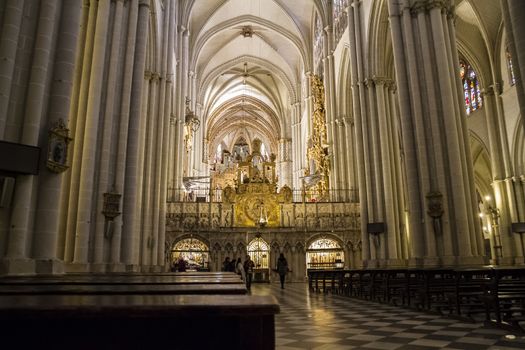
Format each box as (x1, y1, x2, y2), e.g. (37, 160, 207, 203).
(184, 0, 320, 156)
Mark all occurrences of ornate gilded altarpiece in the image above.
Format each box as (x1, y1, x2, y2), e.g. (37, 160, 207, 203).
(221, 139, 292, 227)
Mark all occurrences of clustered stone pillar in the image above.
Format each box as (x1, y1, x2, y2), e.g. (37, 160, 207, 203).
(387, 0, 484, 266)
(0, 0, 25, 138)
(1, 0, 178, 275)
(3, 0, 61, 274)
(32, 0, 83, 273)
(346, 0, 370, 264)
(345, 1, 408, 267)
(291, 102, 302, 191)
(501, 0, 525, 134)
(500, 0, 525, 264)
(278, 138, 292, 188)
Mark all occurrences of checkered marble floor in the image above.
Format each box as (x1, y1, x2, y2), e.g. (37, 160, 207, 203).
(250, 282, 525, 350)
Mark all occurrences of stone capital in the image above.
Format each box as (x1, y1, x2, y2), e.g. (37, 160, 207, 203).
(363, 78, 374, 87)
(151, 72, 160, 82)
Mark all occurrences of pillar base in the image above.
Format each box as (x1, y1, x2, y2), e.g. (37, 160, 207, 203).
(457, 255, 486, 266)
(408, 257, 426, 268)
(125, 264, 141, 272)
(90, 263, 107, 273)
(149, 265, 164, 273)
(385, 258, 408, 268)
(497, 256, 516, 266)
(106, 263, 127, 272)
(35, 259, 64, 275)
(512, 257, 525, 265)
(0, 258, 35, 276)
(65, 262, 90, 273)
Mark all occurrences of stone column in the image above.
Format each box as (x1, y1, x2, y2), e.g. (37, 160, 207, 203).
(3, 0, 60, 274)
(0, 0, 25, 138)
(93, 0, 125, 266)
(112, 0, 139, 265)
(387, 0, 425, 264)
(278, 138, 292, 188)
(65, 0, 98, 262)
(387, 83, 407, 259)
(343, 116, 355, 194)
(137, 70, 151, 267)
(388, 0, 483, 266)
(73, 0, 111, 265)
(501, 0, 525, 132)
(323, 25, 338, 192)
(335, 118, 347, 199)
(32, 0, 82, 273)
(347, 0, 370, 262)
(375, 78, 400, 264)
(142, 71, 159, 266)
(157, 0, 175, 267)
(291, 102, 302, 191)
(122, 0, 149, 266)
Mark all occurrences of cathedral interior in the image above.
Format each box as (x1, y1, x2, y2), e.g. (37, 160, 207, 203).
(1, 0, 525, 346)
(0, 0, 524, 278)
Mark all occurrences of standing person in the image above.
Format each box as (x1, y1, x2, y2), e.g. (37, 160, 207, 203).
(222, 257, 230, 272)
(177, 256, 187, 272)
(236, 257, 246, 283)
(228, 256, 237, 272)
(277, 253, 288, 289)
(244, 255, 255, 290)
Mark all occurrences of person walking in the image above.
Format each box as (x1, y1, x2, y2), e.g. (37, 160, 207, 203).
(277, 253, 288, 289)
(236, 257, 246, 283)
(244, 255, 255, 290)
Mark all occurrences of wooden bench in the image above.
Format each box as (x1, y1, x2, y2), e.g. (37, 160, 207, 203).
(481, 267, 525, 331)
(0, 283, 247, 295)
(0, 294, 279, 350)
(0, 275, 242, 285)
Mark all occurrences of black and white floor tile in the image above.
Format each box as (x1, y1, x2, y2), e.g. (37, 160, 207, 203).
(251, 282, 525, 350)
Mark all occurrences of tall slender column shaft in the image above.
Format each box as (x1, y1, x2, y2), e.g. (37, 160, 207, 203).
(112, 0, 139, 264)
(64, 0, 98, 261)
(33, 0, 82, 263)
(0, 0, 25, 138)
(7, 1, 60, 261)
(93, 0, 125, 264)
(122, 0, 149, 265)
(74, 0, 111, 264)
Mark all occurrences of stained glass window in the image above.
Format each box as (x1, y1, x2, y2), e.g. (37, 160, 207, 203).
(459, 60, 482, 116)
(333, 0, 347, 46)
(506, 46, 516, 86)
(307, 238, 344, 269)
(247, 237, 269, 269)
(172, 238, 209, 270)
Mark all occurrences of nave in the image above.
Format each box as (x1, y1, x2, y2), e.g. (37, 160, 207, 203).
(252, 283, 525, 350)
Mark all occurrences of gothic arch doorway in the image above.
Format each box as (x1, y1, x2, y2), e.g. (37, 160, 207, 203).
(171, 237, 210, 271)
(247, 236, 270, 282)
(306, 237, 344, 270)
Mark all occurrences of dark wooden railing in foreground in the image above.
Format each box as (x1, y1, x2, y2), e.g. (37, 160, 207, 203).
(0, 272, 279, 350)
(308, 267, 525, 332)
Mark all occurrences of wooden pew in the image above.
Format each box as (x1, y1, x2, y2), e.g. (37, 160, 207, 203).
(0, 294, 279, 350)
(0, 283, 247, 295)
(481, 267, 525, 331)
(0, 274, 242, 285)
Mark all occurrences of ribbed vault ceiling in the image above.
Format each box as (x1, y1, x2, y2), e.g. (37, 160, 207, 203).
(186, 0, 319, 158)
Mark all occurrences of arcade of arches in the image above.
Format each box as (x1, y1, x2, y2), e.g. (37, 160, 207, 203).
(0, 0, 525, 278)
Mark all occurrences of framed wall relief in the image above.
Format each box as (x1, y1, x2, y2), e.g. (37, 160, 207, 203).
(102, 191, 122, 220)
(46, 119, 72, 173)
